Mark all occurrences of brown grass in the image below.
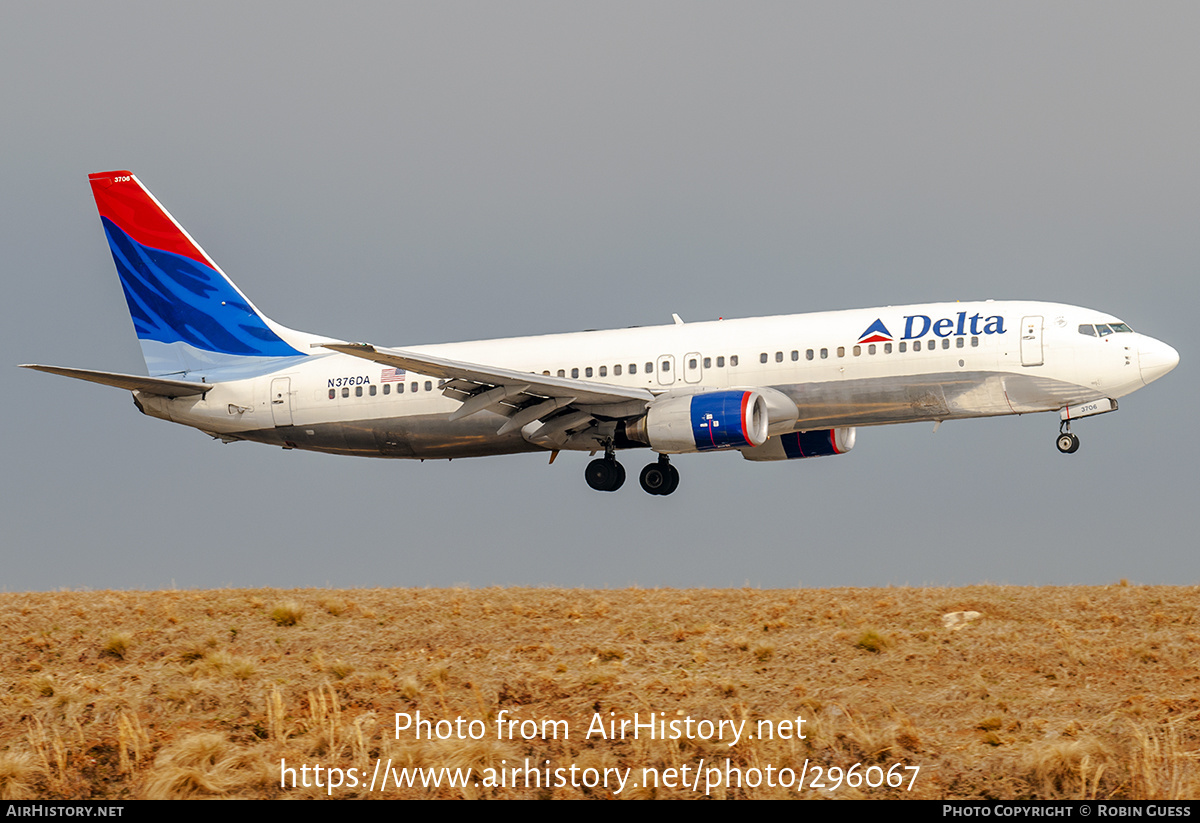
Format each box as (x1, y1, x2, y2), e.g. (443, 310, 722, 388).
(2, 585, 1199, 799)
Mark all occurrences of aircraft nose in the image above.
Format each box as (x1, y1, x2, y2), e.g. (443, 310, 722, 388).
(1139, 337, 1180, 386)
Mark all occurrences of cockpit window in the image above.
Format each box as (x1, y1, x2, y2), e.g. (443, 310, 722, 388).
(1078, 324, 1096, 336)
(1095, 323, 1113, 336)
(1110, 323, 1133, 333)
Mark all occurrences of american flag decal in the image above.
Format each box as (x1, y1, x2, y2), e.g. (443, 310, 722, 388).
(381, 368, 406, 382)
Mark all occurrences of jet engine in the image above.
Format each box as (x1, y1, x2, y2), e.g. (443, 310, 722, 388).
(740, 428, 856, 461)
(625, 390, 769, 453)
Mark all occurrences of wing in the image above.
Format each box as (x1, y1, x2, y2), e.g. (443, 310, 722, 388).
(319, 342, 653, 445)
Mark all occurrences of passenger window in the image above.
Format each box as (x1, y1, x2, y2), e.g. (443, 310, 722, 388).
(884, 343, 892, 353)
(383, 384, 390, 395)
(760, 353, 768, 364)
(868, 344, 876, 355)
(543, 370, 551, 375)
(355, 386, 363, 397)
(806, 349, 814, 360)
(775, 351, 783, 362)
(971, 337, 978, 347)
(942, 339, 950, 349)
(956, 338, 964, 348)
(661, 361, 670, 372)
(689, 359, 697, 369)
(425, 381, 432, 391)
(342, 387, 349, 398)
(820, 348, 828, 359)
(899, 342, 906, 352)
(716, 356, 725, 367)
(369, 385, 377, 396)
(629, 364, 637, 375)
(614, 364, 622, 376)
(837, 347, 845, 358)
(557, 369, 565, 377)
(585, 367, 593, 377)
(398, 383, 404, 393)
(913, 340, 921, 351)
(791, 350, 799, 361)
(646, 362, 653, 373)
(731, 355, 739, 367)
(328, 389, 336, 400)
(853, 345, 861, 356)
(599, 366, 607, 377)
(703, 357, 711, 368)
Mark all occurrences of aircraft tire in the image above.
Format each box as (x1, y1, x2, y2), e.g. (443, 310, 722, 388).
(639, 463, 668, 495)
(660, 464, 680, 496)
(586, 458, 625, 492)
(586, 458, 615, 491)
(611, 461, 626, 491)
(1056, 433, 1080, 454)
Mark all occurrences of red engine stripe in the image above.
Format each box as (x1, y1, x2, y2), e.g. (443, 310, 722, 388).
(739, 392, 750, 444)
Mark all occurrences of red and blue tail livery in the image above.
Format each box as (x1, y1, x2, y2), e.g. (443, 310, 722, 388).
(88, 171, 315, 378)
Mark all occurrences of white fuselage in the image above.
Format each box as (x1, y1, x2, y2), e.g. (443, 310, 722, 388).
(135, 299, 1176, 459)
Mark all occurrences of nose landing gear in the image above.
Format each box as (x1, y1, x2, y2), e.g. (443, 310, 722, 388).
(1056, 421, 1080, 454)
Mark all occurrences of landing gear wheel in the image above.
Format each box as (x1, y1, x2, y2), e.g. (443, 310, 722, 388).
(661, 464, 680, 496)
(639, 455, 679, 496)
(1056, 433, 1080, 454)
(639, 463, 667, 494)
(585, 458, 625, 491)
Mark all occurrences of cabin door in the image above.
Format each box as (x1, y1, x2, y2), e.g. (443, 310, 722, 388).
(271, 377, 294, 426)
(1020, 316, 1044, 367)
(656, 354, 676, 386)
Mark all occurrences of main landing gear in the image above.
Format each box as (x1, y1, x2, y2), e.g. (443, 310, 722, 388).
(638, 454, 680, 496)
(1056, 421, 1080, 454)
(585, 443, 626, 492)
(584, 447, 679, 495)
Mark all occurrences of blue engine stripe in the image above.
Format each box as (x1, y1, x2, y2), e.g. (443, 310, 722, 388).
(690, 391, 752, 451)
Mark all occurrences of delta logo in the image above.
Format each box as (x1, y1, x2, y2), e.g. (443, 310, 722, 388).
(858, 312, 1007, 343)
(858, 319, 893, 344)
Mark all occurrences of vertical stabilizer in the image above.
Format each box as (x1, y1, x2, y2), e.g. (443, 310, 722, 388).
(89, 171, 322, 377)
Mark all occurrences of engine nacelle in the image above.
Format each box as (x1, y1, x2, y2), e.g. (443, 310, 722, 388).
(740, 427, 856, 461)
(626, 390, 769, 453)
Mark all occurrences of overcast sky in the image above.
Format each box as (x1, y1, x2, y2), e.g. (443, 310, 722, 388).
(4, 2, 1197, 592)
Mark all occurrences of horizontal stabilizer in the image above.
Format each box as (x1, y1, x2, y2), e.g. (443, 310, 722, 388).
(19, 365, 214, 397)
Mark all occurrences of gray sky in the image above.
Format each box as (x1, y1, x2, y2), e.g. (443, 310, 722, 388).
(4, 2, 1197, 591)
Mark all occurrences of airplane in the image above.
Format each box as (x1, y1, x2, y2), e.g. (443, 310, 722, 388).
(21, 171, 1180, 496)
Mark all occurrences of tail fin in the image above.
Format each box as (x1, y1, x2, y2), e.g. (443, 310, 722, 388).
(89, 171, 323, 378)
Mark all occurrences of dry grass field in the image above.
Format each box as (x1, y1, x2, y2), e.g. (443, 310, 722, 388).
(1, 585, 1198, 799)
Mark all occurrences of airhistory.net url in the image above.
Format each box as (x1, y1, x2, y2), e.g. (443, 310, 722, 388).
(280, 757, 920, 795)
